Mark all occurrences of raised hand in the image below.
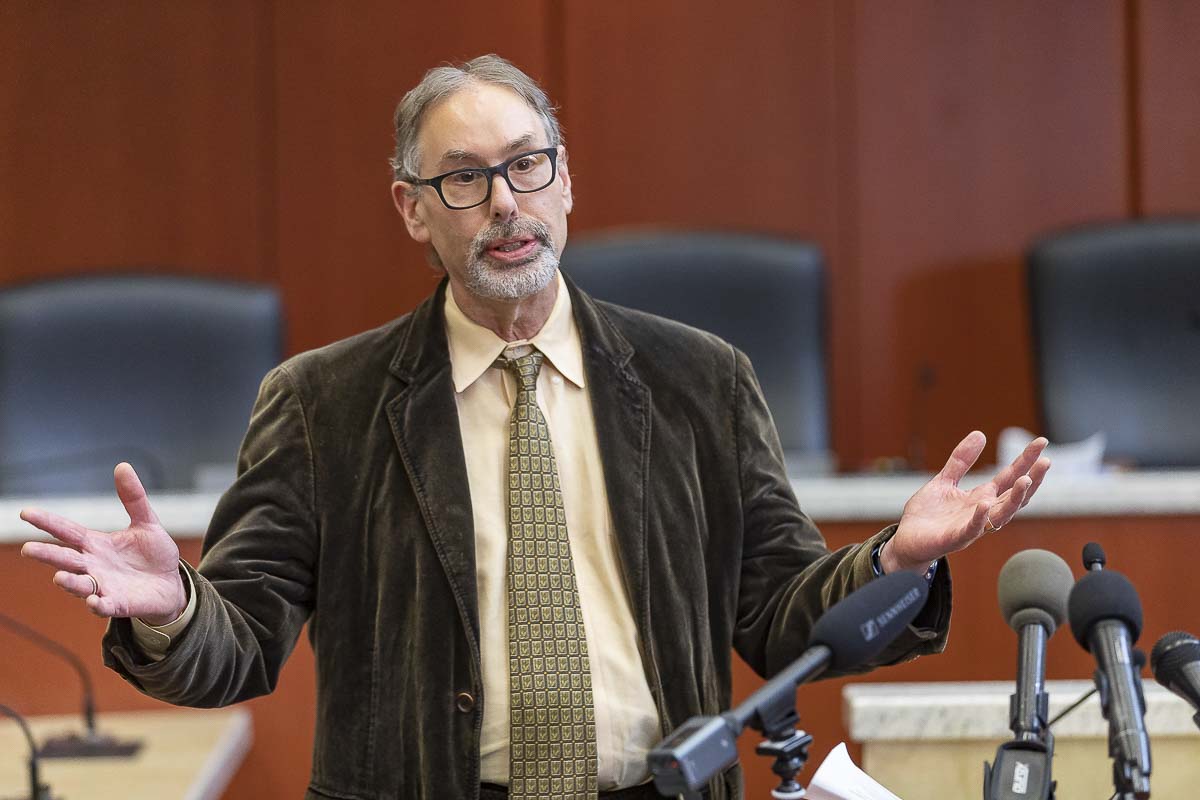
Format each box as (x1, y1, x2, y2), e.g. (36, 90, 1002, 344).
(20, 463, 187, 625)
(884, 431, 1051, 574)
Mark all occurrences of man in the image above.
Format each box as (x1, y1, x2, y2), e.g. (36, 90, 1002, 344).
(20, 56, 1049, 800)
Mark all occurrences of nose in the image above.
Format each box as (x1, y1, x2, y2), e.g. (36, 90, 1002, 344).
(488, 175, 519, 222)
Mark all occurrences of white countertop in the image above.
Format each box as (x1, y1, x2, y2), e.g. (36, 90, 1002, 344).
(844, 680, 1200, 741)
(3, 470, 1199, 543)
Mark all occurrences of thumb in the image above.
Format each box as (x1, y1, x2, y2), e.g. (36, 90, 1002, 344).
(114, 462, 161, 527)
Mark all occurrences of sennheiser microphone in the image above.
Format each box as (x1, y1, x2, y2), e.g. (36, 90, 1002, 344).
(1082, 542, 1106, 572)
(0, 612, 141, 758)
(0, 703, 54, 800)
(1068, 570, 1151, 799)
(648, 571, 929, 796)
(984, 549, 1073, 800)
(1150, 631, 1200, 731)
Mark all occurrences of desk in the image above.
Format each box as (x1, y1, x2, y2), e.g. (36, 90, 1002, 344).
(844, 680, 1200, 799)
(4, 470, 1200, 542)
(0, 709, 252, 800)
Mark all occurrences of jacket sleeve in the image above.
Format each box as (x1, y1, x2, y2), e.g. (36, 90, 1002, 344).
(728, 348, 950, 679)
(102, 365, 319, 707)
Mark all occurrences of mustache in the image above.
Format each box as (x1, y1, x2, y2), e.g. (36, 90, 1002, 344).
(471, 218, 554, 259)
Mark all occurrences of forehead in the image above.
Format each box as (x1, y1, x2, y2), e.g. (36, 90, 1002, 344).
(417, 82, 545, 170)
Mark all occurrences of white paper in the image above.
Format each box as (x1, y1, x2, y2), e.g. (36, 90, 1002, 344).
(804, 742, 903, 800)
(997, 425, 1106, 475)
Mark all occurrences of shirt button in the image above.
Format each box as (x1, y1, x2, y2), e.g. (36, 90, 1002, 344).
(455, 691, 476, 713)
(550, 375, 563, 385)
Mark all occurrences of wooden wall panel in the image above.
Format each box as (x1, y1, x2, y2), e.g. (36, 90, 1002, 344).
(0, 2, 273, 283)
(843, 0, 1129, 469)
(272, 1, 553, 354)
(1136, 0, 1200, 215)
(560, 0, 856, 461)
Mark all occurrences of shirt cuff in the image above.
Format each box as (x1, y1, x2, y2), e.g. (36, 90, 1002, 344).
(129, 564, 197, 662)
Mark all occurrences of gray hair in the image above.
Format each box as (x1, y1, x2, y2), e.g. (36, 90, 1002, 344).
(389, 54, 562, 183)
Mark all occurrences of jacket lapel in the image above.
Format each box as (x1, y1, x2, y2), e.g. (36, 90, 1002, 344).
(567, 279, 652, 629)
(386, 282, 480, 645)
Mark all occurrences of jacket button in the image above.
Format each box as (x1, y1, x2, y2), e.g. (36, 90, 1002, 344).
(455, 691, 476, 713)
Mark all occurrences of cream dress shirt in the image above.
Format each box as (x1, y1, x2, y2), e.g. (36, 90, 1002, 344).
(134, 272, 661, 788)
(445, 273, 660, 788)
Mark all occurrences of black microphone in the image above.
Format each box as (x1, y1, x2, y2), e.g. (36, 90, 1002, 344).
(1082, 542, 1106, 572)
(1068, 569, 1151, 799)
(0, 703, 54, 800)
(0, 612, 141, 758)
(647, 571, 929, 796)
(984, 549, 1073, 800)
(1150, 631, 1200, 731)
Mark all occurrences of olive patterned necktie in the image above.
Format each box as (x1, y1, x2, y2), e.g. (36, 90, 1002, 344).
(498, 349, 598, 800)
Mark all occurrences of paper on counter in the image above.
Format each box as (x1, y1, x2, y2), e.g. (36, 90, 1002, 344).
(805, 742, 903, 800)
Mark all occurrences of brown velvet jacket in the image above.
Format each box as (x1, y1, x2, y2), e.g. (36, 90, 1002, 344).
(103, 279, 950, 799)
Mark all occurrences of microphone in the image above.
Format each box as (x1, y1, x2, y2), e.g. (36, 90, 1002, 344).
(1068, 569, 1151, 799)
(0, 612, 141, 758)
(1082, 542, 1106, 572)
(983, 549, 1073, 800)
(648, 571, 929, 795)
(0, 704, 54, 800)
(1150, 631, 1200, 731)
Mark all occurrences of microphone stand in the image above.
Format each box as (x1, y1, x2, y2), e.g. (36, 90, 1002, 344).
(0, 704, 54, 800)
(0, 613, 141, 758)
(984, 625, 1056, 800)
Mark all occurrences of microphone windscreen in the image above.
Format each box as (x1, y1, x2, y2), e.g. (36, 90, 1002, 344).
(1082, 541, 1107, 569)
(809, 571, 928, 671)
(1067, 569, 1144, 650)
(1151, 631, 1200, 685)
(997, 549, 1073, 636)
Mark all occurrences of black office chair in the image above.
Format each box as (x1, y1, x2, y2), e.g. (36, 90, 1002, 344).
(0, 274, 284, 494)
(1028, 219, 1200, 467)
(563, 230, 831, 474)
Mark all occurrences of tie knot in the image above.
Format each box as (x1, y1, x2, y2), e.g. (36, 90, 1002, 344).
(496, 349, 544, 391)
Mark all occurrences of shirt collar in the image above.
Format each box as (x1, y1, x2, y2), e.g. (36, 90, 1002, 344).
(444, 271, 586, 393)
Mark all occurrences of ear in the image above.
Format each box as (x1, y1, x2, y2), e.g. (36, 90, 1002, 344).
(391, 181, 431, 244)
(557, 146, 573, 215)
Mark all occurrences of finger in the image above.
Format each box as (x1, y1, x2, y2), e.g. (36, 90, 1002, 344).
(18, 507, 89, 548)
(968, 500, 990, 537)
(53, 571, 97, 598)
(1020, 457, 1051, 509)
(991, 437, 1049, 495)
(938, 431, 987, 485)
(21, 540, 88, 573)
(991, 475, 1033, 527)
(86, 593, 127, 619)
(115, 462, 161, 527)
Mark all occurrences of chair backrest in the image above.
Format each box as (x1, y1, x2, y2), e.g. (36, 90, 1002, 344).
(0, 274, 283, 494)
(563, 230, 831, 473)
(1028, 219, 1200, 467)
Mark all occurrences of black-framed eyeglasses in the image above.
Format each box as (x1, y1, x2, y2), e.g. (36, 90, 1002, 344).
(410, 147, 559, 210)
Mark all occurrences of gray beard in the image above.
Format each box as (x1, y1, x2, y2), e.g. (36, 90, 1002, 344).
(462, 220, 559, 301)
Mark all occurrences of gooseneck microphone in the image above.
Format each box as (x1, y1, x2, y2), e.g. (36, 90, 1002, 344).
(1067, 568, 1151, 799)
(648, 571, 929, 797)
(1082, 542, 1106, 572)
(0, 612, 141, 758)
(0, 703, 53, 800)
(984, 549, 1073, 800)
(1150, 631, 1200, 731)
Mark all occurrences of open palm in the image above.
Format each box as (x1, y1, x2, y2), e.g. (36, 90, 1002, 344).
(20, 463, 186, 625)
(885, 431, 1050, 574)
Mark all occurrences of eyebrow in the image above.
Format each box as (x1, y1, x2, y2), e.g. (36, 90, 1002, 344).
(438, 133, 541, 168)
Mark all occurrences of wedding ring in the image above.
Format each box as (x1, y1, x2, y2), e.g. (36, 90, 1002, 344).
(984, 511, 1003, 534)
(84, 574, 100, 597)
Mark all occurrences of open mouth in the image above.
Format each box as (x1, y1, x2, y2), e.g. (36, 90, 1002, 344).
(484, 237, 539, 262)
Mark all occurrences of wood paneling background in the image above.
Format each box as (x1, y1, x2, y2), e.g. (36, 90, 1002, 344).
(2, 2, 1198, 798)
